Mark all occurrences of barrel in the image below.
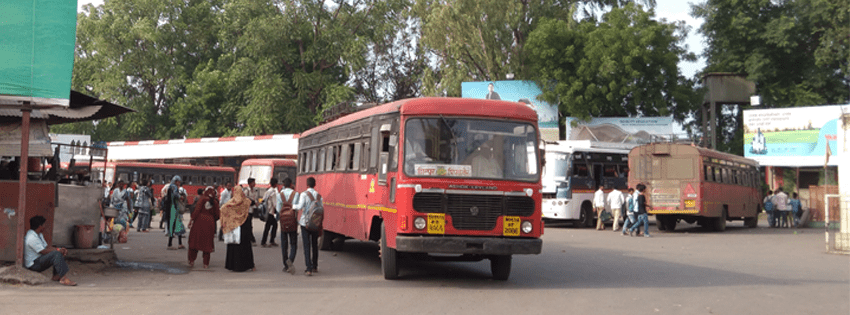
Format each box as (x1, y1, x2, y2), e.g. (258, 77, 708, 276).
(74, 225, 95, 249)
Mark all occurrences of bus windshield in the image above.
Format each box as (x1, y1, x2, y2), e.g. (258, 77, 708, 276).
(403, 118, 538, 181)
(545, 152, 571, 181)
(238, 165, 272, 185)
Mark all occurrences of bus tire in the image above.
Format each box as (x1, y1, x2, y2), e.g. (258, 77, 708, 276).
(319, 230, 334, 251)
(713, 209, 727, 232)
(579, 203, 594, 228)
(662, 216, 676, 231)
(744, 216, 758, 228)
(490, 255, 512, 281)
(656, 215, 667, 231)
(381, 222, 399, 280)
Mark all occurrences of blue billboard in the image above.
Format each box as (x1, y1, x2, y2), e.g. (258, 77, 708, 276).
(461, 81, 559, 141)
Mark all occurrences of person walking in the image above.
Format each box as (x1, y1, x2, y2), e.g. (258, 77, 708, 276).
(218, 181, 233, 241)
(25, 216, 77, 286)
(621, 188, 636, 235)
(164, 176, 186, 250)
(134, 180, 155, 232)
(222, 186, 255, 272)
(593, 185, 606, 230)
(278, 177, 299, 274)
(126, 181, 137, 229)
(261, 178, 280, 247)
(763, 190, 775, 228)
(607, 187, 625, 231)
(188, 187, 220, 269)
(160, 183, 171, 231)
(629, 184, 651, 237)
(294, 177, 322, 276)
(790, 192, 802, 228)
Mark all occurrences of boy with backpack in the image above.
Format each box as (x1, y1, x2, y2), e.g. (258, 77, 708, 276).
(278, 177, 299, 274)
(621, 187, 636, 235)
(294, 177, 323, 276)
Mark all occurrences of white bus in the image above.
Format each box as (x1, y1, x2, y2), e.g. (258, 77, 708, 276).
(541, 141, 634, 227)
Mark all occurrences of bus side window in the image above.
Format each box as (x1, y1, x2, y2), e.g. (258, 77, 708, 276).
(361, 141, 369, 172)
(351, 143, 361, 171)
(714, 168, 721, 183)
(705, 166, 712, 181)
(340, 143, 351, 171)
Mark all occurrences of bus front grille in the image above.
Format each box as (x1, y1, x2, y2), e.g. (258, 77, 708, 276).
(412, 193, 535, 231)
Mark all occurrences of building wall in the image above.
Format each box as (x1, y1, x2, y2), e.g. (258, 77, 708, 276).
(52, 184, 102, 248)
(0, 181, 56, 262)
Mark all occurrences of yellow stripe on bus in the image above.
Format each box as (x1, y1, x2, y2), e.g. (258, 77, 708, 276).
(649, 209, 700, 214)
(323, 202, 396, 213)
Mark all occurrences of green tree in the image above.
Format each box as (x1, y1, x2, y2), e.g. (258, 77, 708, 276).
(524, 4, 700, 123)
(692, 0, 849, 107)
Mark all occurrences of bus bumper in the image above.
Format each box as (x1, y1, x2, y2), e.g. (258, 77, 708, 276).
(395, 236, 542, 255)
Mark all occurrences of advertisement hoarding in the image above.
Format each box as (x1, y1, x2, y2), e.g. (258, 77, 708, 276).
(564, 117, 674, 144)
(461, 81, 559, 141)
(743, 105, 849, 167)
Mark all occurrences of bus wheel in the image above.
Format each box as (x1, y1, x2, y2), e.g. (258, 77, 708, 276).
(579, 203, 594, 228)
(713, 209, 727, 232)
(656, 215, 667, 231)
(744, 216, 758, 228)
(663, 216, 676, 231)
(490, 255, 512, 281)
(381, 222, 399, 280)
(319, 230, 334, 251)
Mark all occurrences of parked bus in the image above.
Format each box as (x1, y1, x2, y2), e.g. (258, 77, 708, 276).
(91, 162, 236, 203)
(238, 158, 298, 194)
(541, 140, 632, 227)
(628, 143, 761, 231)
(297, 97, 544, 280)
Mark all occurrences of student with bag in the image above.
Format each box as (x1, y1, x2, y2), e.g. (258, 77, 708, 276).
(278, 177, 299, 274)
(294, 177, 323, 276)
(261, 178, 280, 247)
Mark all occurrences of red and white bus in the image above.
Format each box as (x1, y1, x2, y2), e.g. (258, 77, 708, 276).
(298, 97, 544, 280)
(91, 162, 236, 202)
(628, 143, 761, 231)
(238, 158, 298, 194)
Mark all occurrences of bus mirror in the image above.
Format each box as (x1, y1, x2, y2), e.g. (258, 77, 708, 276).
(380, 123, 391, 134)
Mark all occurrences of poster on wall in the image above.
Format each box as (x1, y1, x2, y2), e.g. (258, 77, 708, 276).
(461, 81, 559, 142)
(743, 104, 849, 167)
(564, 117, 674, 144)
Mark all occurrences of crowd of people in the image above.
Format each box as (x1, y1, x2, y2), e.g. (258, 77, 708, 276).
(763, 187, 806, 228)
(593, 184, 650, 237)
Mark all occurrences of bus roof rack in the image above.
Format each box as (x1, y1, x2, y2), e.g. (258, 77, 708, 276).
(322, 101, 378, 123)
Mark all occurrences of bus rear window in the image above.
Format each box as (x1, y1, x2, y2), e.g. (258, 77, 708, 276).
(665, 158, 695, 180)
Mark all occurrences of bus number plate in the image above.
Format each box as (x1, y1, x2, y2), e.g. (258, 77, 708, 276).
(427, 213, 445, 234)
(503, 216, 520, 236)
(684, 200, 696, 208)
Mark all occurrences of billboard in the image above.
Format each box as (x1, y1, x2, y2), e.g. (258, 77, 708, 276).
(0, 0, 77, 107)
(564, 117, 674, 144)
(743, 104, 849, 167)
(461, 81, 559, 141)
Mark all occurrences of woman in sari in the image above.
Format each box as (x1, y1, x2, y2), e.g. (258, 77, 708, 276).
(164, 176, 186, 250)
(188, 186, 220, 268)
(221, 186, 255, 272)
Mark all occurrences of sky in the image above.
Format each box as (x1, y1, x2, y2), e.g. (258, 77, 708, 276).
(76, 0, 707, 79)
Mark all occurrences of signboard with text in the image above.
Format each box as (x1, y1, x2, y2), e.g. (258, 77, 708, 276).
(743, 104, 848, 166)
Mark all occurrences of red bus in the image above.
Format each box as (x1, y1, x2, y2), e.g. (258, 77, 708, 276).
(91, 162, 236, 202)
(298, 97, 544, 280)
(628, 143, 761, 231)
(238, 158, 298, 194)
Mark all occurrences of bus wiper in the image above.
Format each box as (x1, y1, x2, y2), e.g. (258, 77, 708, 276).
(439, 115, 458, 161)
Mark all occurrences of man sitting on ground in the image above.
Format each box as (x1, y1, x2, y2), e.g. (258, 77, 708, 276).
(24, 215, 77, 286)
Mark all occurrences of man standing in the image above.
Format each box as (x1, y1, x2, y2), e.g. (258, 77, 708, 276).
(484, 82, 501, 100)
(261, 178, 280, 247)
(294, 177, 321, 276)
(773, 187, 790, 228)
(244, 178, 260, 246)
(593, 185, 606, 230)
(607, 187, 625, 231)
(218, 181, 233, 241)
(278, 177, 299, 274)
(25, 216, 76, 286)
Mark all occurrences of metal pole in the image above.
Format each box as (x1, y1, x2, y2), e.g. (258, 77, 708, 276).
(16, 107, 32, 267)
(710, 101, 717, 149)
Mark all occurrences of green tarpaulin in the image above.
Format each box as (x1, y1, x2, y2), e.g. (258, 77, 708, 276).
(0, 0, 77, 107)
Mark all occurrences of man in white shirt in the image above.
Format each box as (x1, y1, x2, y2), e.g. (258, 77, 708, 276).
(607, 188, 625, 231)
(25, 216, 76, 286)
(244, 178, 260, 246)
(278, 177, 299, 274)
(593, 185, 606, 230)
(218, 181, 233, 241)
(293, 177, 322, 276)
(261, 178, 280, 247)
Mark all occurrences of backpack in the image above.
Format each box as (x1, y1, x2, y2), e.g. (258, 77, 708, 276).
(304, 192, 324, 232)
(256, 202, 268, 222)
(279, 190, 298, 232)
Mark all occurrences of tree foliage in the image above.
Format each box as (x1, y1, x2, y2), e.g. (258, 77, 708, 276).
(693, 0, 849, 107)
(524, 4, 700, 122)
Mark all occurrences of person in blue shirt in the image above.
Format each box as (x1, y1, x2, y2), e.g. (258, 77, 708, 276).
(25, 216, 76, 286)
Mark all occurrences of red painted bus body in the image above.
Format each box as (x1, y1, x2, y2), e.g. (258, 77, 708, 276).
(91, 162, 236, 202)
(297, 97, 543, 280)
(628, 143, 761, 231)
(238, 158, 298, 194)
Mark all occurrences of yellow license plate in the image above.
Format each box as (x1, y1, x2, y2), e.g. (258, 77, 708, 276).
(684, 200, 696, 208)
(427, 213, 445, 234)
(503, 216, 521, 236)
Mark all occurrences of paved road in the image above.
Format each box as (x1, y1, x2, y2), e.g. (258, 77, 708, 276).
(2, 216, 847, 315)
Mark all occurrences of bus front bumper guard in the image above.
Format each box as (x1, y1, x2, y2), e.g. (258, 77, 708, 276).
(395, 236, 542, 255)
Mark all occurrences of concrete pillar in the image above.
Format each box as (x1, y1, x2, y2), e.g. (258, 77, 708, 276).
(835, 110, 849, 252)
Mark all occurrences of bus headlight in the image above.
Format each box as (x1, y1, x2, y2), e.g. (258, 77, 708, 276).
(521, 221, 533, 234)
(414, 217, 427, 230)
